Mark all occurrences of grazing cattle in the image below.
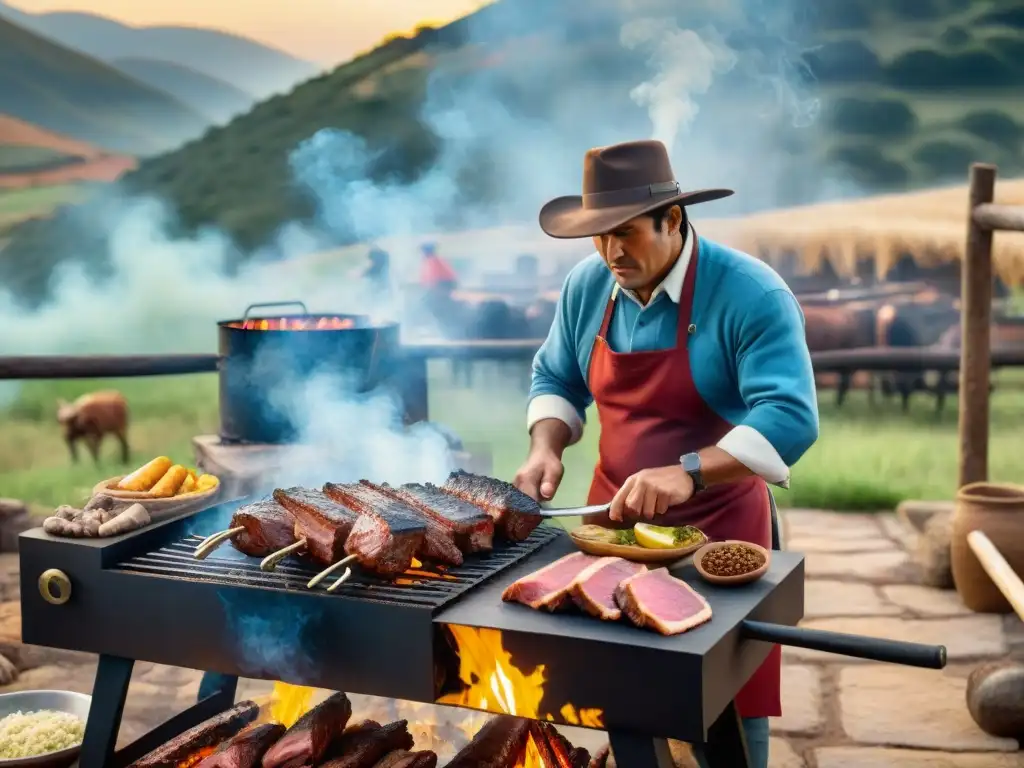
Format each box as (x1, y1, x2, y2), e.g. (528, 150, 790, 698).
(56, 390, 130, 464)
(801, 302, 877, 407)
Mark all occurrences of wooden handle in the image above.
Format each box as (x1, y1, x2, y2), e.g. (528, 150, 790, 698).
(967, 530, 1024, 622)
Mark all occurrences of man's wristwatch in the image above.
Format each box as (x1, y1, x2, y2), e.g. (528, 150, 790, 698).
(680, 452, 706, 493)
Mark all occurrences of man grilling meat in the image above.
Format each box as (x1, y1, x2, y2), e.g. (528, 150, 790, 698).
(513, 140, 819, 768)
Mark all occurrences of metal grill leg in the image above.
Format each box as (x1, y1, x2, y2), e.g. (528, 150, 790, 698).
(79, 654, 134, 768)
(197, 671, 238, 704)
(607, 731, 675, 768)
(702, 701, 751, 768)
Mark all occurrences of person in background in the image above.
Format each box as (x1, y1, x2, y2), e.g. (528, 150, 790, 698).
(419, 242, 459, 294)
(513, 140, 820, 768)
(363, 245, 392, 300)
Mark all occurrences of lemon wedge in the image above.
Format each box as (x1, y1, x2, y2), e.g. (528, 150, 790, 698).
(633, 522, 679, 549)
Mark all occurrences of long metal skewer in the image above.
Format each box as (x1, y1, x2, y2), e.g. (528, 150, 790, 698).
(193, 527, 245, 560)
(307, 554, 357, 589)
(260, 539, 307, 571)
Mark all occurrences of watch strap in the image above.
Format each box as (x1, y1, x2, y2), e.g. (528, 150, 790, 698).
(680, 452, 706, 493)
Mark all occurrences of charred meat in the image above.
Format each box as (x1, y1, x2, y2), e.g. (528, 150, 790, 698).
(441, 471, 542, 542)
(318, 720, 415, 768)
(261, 692, 352, 768)
(373, 751, 437, 768)
(230, 500, 296, 557)
(324, 483, 428, 576)
(273, 488, 360, 564)
(443, 715, 531, 768)
(195, 723, 286, 768)
(127, 701, 259, 768)
(373, 480, 494, 553)
(356, 481, 465, 565)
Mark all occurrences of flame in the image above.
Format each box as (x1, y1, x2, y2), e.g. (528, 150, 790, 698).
(176, 747, 216, 767)
(269, 682, 316, 727)
(437, 625, 604, 731)
(228, 316, 357, 331)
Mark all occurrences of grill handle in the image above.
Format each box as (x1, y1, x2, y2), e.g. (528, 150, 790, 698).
(740, 620, 947, 669)
(242, 301, 309, 323)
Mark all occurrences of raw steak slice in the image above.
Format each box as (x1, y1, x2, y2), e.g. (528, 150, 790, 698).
(613, 568, 712, 635)
(568, 557, 647, 621)
(501, 552, 600, 610)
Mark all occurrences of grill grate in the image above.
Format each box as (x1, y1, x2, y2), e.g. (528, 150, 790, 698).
(113, 524, 560, 609)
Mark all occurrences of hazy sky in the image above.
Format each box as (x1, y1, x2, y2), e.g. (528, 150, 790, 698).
(7, 0, 490, 64)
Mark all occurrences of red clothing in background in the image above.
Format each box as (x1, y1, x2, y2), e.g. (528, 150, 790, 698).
(420, 254, 458, 287)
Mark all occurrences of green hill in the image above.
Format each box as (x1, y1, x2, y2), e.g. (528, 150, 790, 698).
(0, 15, 210, 155)
(3, 0, 1024, 304)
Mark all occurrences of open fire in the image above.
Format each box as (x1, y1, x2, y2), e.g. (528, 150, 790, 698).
(436, 625, 603, 766)
(223, 680, 592, 768)
(226, 316, 357, 331)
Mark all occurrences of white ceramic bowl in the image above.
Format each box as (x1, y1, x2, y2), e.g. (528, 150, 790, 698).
(0, 690, 91, 768)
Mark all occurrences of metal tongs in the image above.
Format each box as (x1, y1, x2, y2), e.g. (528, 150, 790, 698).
(538, 502, 611, 518)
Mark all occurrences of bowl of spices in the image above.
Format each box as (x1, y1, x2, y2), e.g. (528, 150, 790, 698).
(694, 540, 770, 585)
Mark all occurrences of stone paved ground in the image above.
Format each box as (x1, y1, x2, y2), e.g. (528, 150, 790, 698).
(1, 511, 1022, 766)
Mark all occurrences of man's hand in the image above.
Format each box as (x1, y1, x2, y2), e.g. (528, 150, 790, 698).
(514, 448, 564, 501)
(609, 465, 694, 522)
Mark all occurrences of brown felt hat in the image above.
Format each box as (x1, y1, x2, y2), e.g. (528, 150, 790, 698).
(539, 140, 734, 239)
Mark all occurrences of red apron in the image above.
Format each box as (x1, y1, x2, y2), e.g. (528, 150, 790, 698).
(584, 245, 782, 718)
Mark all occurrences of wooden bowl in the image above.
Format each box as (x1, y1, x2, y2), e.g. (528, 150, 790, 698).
(693, 540, 771, 585)
(92, 475, 219, 502)
(569, 530, 707, 564)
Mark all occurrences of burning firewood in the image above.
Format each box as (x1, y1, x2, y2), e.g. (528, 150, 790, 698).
(126, 701, 258, 768)
(443, 715, 531, 768)
(529, 721, 590, 768)
(318, 719, 415, 767)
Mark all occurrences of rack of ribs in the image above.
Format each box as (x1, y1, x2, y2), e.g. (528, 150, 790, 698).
(273, 487, 362, 565)
(440, 471, 542, 542)
(323, 483, 428, 577)
(370, 480, 494, 553)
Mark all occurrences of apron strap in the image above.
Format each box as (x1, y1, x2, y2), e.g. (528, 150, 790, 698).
(597, 285, 618, 338)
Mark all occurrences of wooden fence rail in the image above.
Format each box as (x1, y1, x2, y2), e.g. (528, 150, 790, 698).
(960, 164, 1024, 488)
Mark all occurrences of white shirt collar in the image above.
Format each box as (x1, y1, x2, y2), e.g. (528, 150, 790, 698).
(614, 223, 695, 306)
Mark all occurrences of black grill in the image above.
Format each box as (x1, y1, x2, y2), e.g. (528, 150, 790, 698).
(114, 526, 560, 608)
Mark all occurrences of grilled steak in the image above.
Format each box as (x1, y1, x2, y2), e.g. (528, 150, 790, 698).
(373, 751, 437, 768)
(196, 723, 286, 768)
(273, 488, 360, 565)
(501, 552, 601, 610)
(444, 715, 531, 768)
(441, 470, 542, 542)
(128, 701, 259, 768)
(374, 480, 494, 553)
(568, 557, 647, 621)
(614, 568, 713, 636)
(324, 483, 428, 576)
(230, 500, 296, 557)
(261, 692, 352, 768)
(318, 720, 414, 768)
(353, 481, 464, 565)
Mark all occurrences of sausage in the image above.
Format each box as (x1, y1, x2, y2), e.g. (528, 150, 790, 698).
(150, 464, 189, 497)
(119, 456, 173, 492)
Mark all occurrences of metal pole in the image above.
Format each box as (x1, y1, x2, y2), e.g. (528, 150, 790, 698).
(959, 164, 996, 487)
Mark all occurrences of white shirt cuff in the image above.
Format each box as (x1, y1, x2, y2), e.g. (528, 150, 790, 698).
(527, 394, 584, 445)
(716, 425, 791, 488)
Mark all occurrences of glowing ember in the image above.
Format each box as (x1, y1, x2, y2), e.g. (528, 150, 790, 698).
(269, 682, 316, 727)
(437, 625, 604, 729)
(177, 747, 216, 767)
(227, 316, 357, 331)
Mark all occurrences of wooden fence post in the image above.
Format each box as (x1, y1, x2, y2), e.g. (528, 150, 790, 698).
(958, 163, 996, 488)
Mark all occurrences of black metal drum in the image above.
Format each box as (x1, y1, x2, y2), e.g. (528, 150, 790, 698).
(217, 301, 401, 444)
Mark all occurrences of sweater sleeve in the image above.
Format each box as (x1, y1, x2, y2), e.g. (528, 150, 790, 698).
(526, 274, 592, 445)
(727, 288, 819, 470)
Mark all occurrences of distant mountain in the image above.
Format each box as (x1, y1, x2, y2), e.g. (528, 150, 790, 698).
(0, 1, 321, 100)
(111, 58, 256, 125)
(0, 15, 210, 154)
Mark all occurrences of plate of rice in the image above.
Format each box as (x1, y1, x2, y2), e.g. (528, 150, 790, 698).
(0, 690, 90, 767)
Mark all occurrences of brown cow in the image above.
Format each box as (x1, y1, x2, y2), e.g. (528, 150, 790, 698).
(56, 391, 130, 464)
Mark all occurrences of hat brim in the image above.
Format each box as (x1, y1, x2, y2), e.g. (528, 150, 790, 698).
(538, 188, 734, 239)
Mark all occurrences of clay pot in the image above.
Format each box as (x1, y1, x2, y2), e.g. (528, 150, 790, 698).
(950, 482, 1024, 613)
(966, 660, 1024, 738)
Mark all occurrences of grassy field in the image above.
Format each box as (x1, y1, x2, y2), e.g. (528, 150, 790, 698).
(0, 183, 84, 224)
(2, 364, 1022, 517)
